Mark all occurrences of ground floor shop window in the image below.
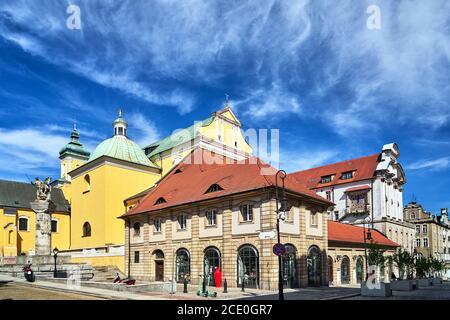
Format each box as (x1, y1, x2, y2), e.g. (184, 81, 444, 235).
(282, 244, 298, 288)
(356, 256, 364, 283)
(307, 245, 322, 286)
(237, 245, 259, 288)
(204, 247, 221, 286)
(341, 256, 350, 284)
(176, 248, 190, 283)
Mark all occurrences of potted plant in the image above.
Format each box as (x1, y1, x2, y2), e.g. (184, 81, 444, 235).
(415, 256, 432, 287)
(430, 257, 445, 285)
(390, 249, 417, 291)
(361, 243, 391, 297)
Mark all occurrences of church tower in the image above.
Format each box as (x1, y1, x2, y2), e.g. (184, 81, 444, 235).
(58, 124, 90, 184)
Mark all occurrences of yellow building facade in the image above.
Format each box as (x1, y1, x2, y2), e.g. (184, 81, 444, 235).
(0, 180, 71, 261)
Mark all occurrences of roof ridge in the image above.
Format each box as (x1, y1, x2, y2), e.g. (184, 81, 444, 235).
(290, 153, 380, 175)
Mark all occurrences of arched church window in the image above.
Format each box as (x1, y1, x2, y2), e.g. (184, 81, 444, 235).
(84, 175, 91, 192)
(18, 217, 29, 231)
(83, 222, 91, 237)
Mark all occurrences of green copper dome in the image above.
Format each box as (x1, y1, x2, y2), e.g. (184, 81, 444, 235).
(59, 128, 90, 159)
(88, 110, 158, 168)
(89, 135, 157, 168)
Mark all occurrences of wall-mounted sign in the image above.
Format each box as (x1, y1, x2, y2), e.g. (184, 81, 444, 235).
(258, 230, 276, 240)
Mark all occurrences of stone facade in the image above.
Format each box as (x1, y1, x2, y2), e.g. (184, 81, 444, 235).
(327, 245, 395, 286)
(124, 190, 329, 289)
(404, 202, 450, 258)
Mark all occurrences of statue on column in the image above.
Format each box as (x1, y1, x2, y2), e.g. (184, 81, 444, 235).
(32, 177, 52, 202)
(30, 177, 54, 255)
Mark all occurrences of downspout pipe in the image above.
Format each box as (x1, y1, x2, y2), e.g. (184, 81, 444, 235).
(127, 219, 131, 279)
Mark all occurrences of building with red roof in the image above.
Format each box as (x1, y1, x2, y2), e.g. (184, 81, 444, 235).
(121, 148, 335, 289)
(289, 143, 414, 255)
(327, 220, 399, 285)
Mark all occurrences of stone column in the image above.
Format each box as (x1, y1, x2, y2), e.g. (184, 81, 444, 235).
(30, 200, 55, 256)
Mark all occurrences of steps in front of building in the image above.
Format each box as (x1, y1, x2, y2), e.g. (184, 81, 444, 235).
(92, 265, 126, 282)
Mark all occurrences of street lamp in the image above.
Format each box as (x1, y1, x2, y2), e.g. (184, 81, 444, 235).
(275, 170, 287, 301)
(53, 247, 59, 278)
(363, 224, 372, 281)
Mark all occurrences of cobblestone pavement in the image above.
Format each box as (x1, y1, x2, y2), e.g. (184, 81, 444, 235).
(238, 286, 361, 300)
(343, 282, 450, 300)
(0, 281, 104, 300)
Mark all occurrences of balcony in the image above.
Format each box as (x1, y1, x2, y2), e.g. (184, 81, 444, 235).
(345, 204, 371, 215)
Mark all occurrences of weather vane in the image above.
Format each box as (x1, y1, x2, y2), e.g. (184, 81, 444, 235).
(224, 94, 230, 107)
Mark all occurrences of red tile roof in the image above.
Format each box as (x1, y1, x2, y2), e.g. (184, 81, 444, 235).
(328, 221, 399, 247)
(288, 153, 380, 189)
(121, 149, 334, 217)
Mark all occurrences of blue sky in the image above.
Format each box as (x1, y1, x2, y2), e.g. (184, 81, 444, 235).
(0, 1, 449, 214)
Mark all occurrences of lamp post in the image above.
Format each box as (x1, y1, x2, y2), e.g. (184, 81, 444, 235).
(275, 170, 287, 301)
(53, 247, 59, 278)
(363, 224, 372, 281)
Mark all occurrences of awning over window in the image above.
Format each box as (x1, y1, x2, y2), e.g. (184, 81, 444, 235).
(344, 185, 371, 193)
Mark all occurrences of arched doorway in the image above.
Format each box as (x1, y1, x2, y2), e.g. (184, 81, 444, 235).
(204, 247, 221, 286)
(153, 249, 164, 282)
(341, 256, 350, 284)
(175, 248, 190, 283)
(237, 245, 259, 288)
(307, 246, 322, 286)
(355, 256, 364, 284)
(282, 244, 298, 288)
(328, 256, 334, 285)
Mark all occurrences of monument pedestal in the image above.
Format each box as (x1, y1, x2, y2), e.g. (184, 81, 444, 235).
(30, 200, 56, 256)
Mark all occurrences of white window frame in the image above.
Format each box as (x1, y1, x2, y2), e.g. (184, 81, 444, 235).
(240, 204, 253, 222)
(178, 214, 187, 230)
(416, 238, 421, 247)
(310, 211, 318, 227)
(18, 216, 29, 232)
(423, 225, 428, 234)
(206, 209, 217, 226)
(423, 238, 429, 247)
(154, 218, 162, 233)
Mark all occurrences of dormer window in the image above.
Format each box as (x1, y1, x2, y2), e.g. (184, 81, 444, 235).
(320, 175, 333, 184)
(341, 171, 353, 180)
(206, 184, 223, 194)
(155, 197, 167, 205)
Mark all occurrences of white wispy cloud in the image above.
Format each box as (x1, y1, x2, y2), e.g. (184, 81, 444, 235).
(281, 150, 340, 173)
(0, 0, 449, 133)
(128, 113, 162, 147)
(234, 83, 302, 121)
(406, 157, 450, 171)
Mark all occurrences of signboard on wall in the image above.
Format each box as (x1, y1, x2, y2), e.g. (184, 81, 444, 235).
(258, 230, 276, 240)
